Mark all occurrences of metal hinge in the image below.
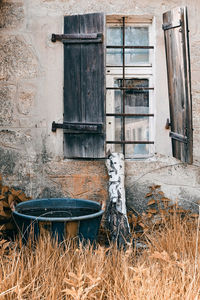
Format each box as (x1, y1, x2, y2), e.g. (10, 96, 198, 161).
(51, 33, 103, 44)
(52, 121, 103, 134)
(162, 20, 182, 31)
(169, 131, 188, 144)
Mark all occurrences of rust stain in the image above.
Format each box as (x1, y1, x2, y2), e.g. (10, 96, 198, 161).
(65, 221, 79, 239)
(50, 173, 108, 204)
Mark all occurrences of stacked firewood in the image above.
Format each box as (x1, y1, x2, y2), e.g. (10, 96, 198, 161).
(0, 175, 31, 236)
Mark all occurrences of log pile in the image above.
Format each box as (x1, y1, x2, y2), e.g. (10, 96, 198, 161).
(0, 175, 31, 236)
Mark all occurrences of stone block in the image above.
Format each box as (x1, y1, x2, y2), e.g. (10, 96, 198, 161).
(0, 129, 32, 151)
(17, 84, 36, 115)
(0, 147, 18, 176)
(45, 160, 108, 205)
(0, 2, 24, 29)
(0, 85, 16, 126)
(49, 173, 108, 205)
(0, 36, 39, 81)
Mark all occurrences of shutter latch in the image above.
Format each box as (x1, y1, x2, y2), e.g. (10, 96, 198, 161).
(165, 118, 171, 129)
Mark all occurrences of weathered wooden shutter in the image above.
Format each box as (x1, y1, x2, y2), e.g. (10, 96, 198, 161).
(163, 7, 193, 163)
(63, 13, 105, 158)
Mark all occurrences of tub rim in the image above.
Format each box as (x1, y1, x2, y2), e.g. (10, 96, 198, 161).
(12, 198, 104, 222)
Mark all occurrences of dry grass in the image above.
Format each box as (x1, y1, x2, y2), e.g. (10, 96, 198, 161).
(0, 212, 200, 300)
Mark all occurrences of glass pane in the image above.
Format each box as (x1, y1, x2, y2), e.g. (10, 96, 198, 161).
(114, 85, 123, 113)
(125, 26, 149, 64)
(125, 144, 151, 158)
(125, 79, 149, 113)
(106, 26, 149, 66)
(107, 27, 122, 46)
(125, 117, 149, 141)
(125, 90, 149, 113)
(125, 49, 149, 65)
(125, 26, 149, 46)
(106, 49, 122, 66)
(115, 78, 149, 113)
(107, 26, 149, 46)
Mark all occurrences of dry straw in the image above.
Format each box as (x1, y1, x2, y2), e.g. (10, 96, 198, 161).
(0, 181, 200, 299)
(0, 208, 200, 300)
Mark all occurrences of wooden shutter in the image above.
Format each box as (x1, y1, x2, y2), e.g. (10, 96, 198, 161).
(163, 7, 193, 163)
(63, 13, 105, 158)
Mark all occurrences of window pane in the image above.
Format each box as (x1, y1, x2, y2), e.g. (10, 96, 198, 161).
(125, 90, 149, 113)
(106, 78, 150, 114)
(125, 144, 151, 158)
(107, 27, 122, 66)
(125, 117, 149, 141)
(107, 26, 149, 46)
(125, 26, 149, 64)
(125, 26, 149, 46)
(125, 78, 149, 113)
(107, 27, 122, 46)
(106, 49, 123, 66)
(115, 78, 149, 113)
(106, 26, 150, 66)
(125, 49, 149, 65)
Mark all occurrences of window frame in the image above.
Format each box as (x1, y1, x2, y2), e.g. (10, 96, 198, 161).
(105, 15, 155, 159)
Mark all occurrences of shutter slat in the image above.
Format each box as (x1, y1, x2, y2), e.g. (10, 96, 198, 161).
(63, 13, 105, 158)
(64, 15, 81, 123)
(163, 7, 193, 163)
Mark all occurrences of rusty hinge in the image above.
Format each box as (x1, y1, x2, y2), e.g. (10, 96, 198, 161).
(52, 121, 103, 134)
(51, 33, 103, 44)
(162, 20, 182, 31)
(169, 131, 187, 143)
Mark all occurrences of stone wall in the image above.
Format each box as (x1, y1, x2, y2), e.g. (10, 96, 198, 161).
(1, 0, 200, 213)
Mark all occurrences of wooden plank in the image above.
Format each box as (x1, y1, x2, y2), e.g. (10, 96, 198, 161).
(63, 122, 103, 133)
(106, 15, 153, 24)
(163, 7, 193, 163)
(79, 13, 104, 124)
(64, 133, 105, 158)
(63, 38, 102, 44)
(64, 15, 81, 123)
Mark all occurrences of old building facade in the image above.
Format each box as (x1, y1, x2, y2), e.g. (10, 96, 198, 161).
(1, 0, 200, 213)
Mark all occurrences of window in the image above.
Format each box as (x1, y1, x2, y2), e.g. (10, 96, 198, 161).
(106, 16, 154, 158)
(53, 9, 192, 162)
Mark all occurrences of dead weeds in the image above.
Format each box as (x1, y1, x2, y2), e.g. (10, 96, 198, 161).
(0, 209, 200, 299)
(0, 183, 200, 299)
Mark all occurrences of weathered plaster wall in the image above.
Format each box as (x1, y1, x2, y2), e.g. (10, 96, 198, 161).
(1, 0, 200, 212)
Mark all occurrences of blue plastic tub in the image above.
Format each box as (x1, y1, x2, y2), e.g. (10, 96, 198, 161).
(12, 198, 104, 243)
